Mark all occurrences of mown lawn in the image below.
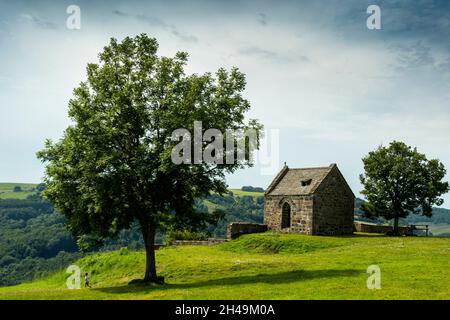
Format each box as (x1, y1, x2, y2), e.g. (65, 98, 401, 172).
(0, 233, 448, 300)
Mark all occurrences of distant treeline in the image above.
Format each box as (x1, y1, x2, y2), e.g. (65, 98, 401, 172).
(0, 196, 79, 286)
(0, 195, 151, 286)
(205, 192, 264, 237)
(241, 186, 265, 192)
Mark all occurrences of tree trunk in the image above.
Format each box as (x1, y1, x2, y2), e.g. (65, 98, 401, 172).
(142, 225, 158, 282)
(393, 216, 400, 236)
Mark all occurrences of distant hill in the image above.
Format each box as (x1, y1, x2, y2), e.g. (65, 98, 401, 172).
(0, 183, 38, 200)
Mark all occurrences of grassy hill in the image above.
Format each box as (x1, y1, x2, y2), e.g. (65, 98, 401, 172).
(0, 233, 448, 300)
(228, 188, 263, 198)
(0, 183, 37, 199)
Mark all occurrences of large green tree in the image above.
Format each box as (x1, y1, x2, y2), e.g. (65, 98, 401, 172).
(360, 141, 449, 235)
(37, 34, 262, 282)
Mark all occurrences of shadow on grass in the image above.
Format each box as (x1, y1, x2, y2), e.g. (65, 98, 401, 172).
(94, 268, 361, 295)
(343, 233, 387, 238)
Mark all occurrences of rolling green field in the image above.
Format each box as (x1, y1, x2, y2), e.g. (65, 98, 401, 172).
(228, 188, 264, 198)
(204, 189, 263, 212)
(0, 183, 37, 199)
(0, 233, 448, 300)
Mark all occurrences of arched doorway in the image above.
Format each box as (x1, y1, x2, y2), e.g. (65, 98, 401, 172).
(281, 202, 291, 229)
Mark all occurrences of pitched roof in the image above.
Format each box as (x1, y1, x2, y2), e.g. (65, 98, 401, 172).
(265, 164, 336, 196)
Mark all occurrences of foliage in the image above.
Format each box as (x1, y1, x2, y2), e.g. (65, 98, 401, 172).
(37, 34, 262, 281)
(164, 229, 210, 245)
(241, 186, 265, 192)
(360, 141, 449, 234)
(0, 195, 152, 286)
(0, 196, 79, 286)
(204, 193, 264, 237)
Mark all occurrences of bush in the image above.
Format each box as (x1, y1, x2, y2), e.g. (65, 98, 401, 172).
(164, 229, 210, 244)
(241, 186, 264, 192)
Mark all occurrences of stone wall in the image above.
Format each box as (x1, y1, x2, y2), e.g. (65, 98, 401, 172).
(264, 195, 314, 234)
(170, 239, 228, 246)
(227, 222, 268, 240)
(353, 221, 414, 235)
(312, 166, 355, 235)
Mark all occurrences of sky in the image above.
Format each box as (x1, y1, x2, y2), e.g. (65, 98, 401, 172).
(1, 0, 450, 204)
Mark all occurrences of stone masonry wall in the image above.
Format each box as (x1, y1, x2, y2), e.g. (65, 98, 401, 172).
(264, 195, 313, 234)
(170, 239, 228, 246)
(312, 167, 354, 235)
(353, 222, 414, 235)
(227, 222, 268, 240)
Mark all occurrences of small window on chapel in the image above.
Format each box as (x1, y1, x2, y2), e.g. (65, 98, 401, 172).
(301, 179, 312, 187)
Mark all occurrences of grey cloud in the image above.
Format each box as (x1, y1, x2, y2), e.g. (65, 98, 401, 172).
(257, 13, 267, 26)
(170, 29, 198, 43)
(111, 10, 128, 17)
(112, 10, 198, 43)
(20, 14, 57, 30)
(438, 57, 450, 72)
(239, 45, 309, 64)
(315, 0, 450, 53)
(390, 41, 436, 71)
(240, 46, 279, 60)
(135, 14, 167, 27)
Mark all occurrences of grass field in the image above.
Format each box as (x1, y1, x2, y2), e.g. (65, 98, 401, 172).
(228, 189, 264, 198)
(0, 233, 448, 300)
(203, 189, 264, 212)
(0, 183, 37, 199)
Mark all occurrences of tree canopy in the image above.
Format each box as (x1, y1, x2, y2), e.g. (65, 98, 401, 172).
(360, 141, 449, 234)
(37, 34, 262, 282)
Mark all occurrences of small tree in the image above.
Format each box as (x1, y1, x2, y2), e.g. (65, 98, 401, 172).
(37, 34, 262, 282)
(13, 186, 22, 192)
(360, 141, 449, 235)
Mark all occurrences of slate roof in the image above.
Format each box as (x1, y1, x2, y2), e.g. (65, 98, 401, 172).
(265, 163, 336, 196)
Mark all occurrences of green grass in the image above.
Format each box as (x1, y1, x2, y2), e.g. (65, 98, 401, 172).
(228, 189, 264, 198)
(203, 199, 222, 212)
(0, 183, 37, 199)
(203, 189, 263, 212)
(0, 233, 448, 300)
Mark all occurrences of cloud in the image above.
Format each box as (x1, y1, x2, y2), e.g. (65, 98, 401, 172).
(112, 10, 198, 43)
(240, 46, 279, 60)
(438, 57, 450, 72)
(390, 41, 436, 71)
(239, 45, 309, 64)
(19, 13, 57, 30)
(111, 10, 127, 16)
(257, 13, 267, 26)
